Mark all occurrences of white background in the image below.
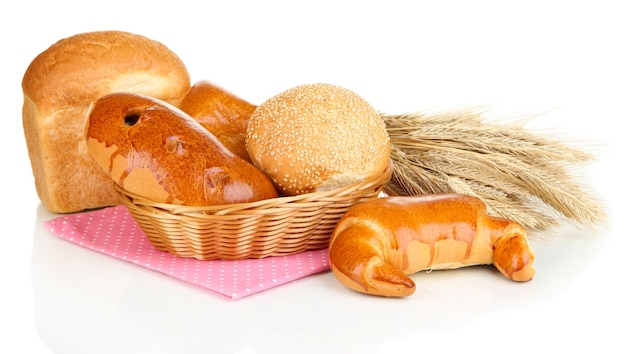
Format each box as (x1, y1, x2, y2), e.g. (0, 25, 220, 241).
(2, 1, 624, 353)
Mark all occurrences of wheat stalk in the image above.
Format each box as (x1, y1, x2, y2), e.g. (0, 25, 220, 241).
(381, 109, 606, 235)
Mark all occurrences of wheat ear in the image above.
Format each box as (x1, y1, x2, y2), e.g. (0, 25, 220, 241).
(381, 109, 606, 233)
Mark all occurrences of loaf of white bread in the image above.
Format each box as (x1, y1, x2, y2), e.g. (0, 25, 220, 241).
(22, 31, 191, 213)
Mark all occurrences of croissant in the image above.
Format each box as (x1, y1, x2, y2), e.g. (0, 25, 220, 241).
(328, 194, 535, 297)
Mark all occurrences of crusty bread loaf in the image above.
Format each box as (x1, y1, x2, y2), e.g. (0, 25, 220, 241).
(22, 31, 191, 213)
(179, 80, 256, 163)
(246, 83, 391, 196)
(328, 194, 535, 297)
(85, 92, 278, 206)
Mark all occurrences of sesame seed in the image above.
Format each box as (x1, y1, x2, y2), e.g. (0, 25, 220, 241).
(246, 83, 390, 195)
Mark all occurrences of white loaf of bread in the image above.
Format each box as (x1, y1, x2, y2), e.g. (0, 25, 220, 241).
(22, 31, 191, 213)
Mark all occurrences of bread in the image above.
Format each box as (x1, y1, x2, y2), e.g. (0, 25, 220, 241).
(178, 81, 257, 163)
(85, 92, 278, 206)
(328, 194, 535, 297)
(246, 83, 390, 196)
(22, 30, 190, 213)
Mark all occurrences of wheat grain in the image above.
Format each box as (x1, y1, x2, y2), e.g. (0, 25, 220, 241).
(382, 109, 606, 234)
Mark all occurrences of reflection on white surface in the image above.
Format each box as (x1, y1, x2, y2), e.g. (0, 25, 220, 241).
(31, 202, 613, 353)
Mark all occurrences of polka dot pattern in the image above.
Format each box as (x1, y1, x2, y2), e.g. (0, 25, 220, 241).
(43, 206, 330, 300)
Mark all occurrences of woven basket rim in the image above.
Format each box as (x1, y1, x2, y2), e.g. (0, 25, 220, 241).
(114, 161, 393, 260)
(114, 160, 393, 215)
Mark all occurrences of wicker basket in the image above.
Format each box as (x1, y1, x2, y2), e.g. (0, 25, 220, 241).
(114, 162, 392, 260)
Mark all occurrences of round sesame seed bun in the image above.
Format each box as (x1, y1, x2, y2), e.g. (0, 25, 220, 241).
(246, 83, 390, 196)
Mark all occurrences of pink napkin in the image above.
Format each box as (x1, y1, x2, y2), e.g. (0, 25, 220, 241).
(43, 205, 331, 300)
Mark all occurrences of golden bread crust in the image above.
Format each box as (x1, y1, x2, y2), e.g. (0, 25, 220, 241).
(85, 92, 278, 206)
(22, 31, 190, 213)
(246, 83, 390, 195)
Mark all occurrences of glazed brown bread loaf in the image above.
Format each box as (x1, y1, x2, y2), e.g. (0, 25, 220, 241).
(329, 194, 535, 297)
(22, 31, 190, 213)
(246, 83, 391, 196)
(85, 92, 278, 206)
(179, 80, 257, 163)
